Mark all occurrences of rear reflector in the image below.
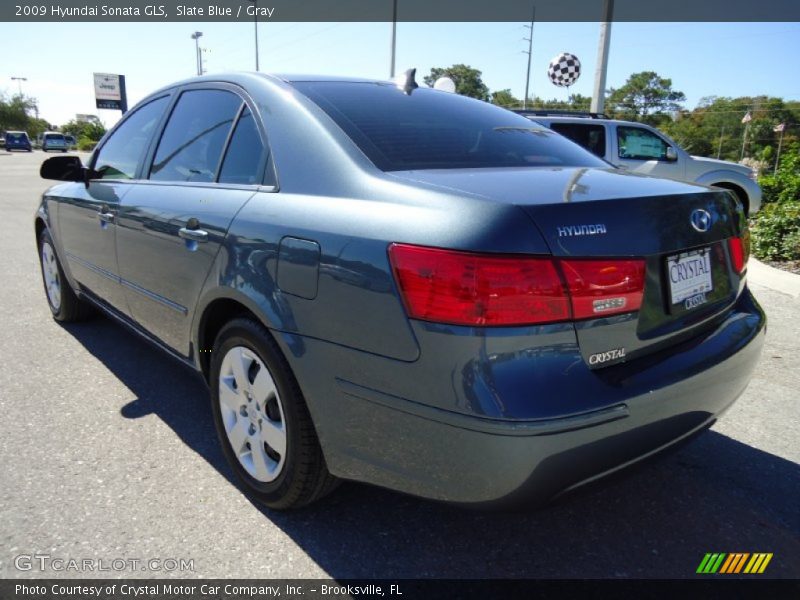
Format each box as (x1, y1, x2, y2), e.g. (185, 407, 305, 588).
(388, 244, 569, 326)
(727, 233, 750, 274)
(388, 243, 646, 327)
(559, 259, 646, 320)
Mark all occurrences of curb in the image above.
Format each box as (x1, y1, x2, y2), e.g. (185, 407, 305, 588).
(748, 258, 800, 298)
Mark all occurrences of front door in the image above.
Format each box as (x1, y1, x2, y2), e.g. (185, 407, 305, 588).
(57, 95, 171, 315)
(614, 124, 685, 180)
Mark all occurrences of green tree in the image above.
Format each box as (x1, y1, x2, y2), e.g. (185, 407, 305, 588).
(608, 71, 686, 121)
(62, 119, 106, 142)
(490, 89, 520, 107)
(424, 65, 489, 101)
(524, 93, 591, 111)
(0, 93, 39, 132)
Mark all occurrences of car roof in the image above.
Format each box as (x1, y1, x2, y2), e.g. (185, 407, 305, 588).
(523, 115, 646, 127)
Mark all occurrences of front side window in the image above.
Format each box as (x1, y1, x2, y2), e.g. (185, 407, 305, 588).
(550, 123, 607, 158)
(150, 89, 241, 183)
(218, 106, 266, 185)
(93, 96, 169, 180)
(617, 126, 668, 160)
(293, 81, 607, 171)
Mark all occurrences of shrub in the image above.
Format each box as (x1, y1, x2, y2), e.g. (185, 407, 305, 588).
(77, 137, 97, 152)
(750, 201, 800, 260)
(758, 143, 800, 205)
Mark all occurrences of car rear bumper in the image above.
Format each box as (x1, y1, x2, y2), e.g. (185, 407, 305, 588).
(283, 287, 765, 504)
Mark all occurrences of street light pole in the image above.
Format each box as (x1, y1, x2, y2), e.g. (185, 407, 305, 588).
(522, 5, 535, 109)
(191, 32, 203, 76)
(248, 0, 260, 71)
(590, 0, 614, 114)
(11, 76, 27, 96)
(389, 0, 397, 78)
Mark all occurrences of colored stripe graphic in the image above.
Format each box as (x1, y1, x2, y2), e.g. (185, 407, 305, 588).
(744, 553, 773, 574)
(697, 553, 727, 573)
(699, 552, 773, 574)
(720, 553, 750, 573)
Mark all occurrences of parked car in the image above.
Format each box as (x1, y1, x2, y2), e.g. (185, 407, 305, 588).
(41, 131, 68, 152)
(4, 130, 32, 152)
(36, 73, 765, 509)
(516, 111, 762, 215)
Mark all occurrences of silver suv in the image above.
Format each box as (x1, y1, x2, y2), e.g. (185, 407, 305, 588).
(518, 111, 762, 215)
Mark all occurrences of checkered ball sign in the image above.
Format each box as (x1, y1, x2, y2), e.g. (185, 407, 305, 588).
(548, 52, 581, 87)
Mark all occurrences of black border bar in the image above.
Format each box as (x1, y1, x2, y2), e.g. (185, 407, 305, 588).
(2, 579, 800, 600)
(4, 0, 800, 22)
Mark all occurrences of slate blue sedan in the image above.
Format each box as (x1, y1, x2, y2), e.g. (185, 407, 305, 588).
(36, 73, 765, 509)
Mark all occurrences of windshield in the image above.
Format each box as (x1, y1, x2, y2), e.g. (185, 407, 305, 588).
(293, 81, 607, 172)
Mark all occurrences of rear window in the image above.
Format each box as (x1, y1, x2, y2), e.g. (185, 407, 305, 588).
(293, 81, 607, 172)
(6, 132, 27, 141)
(550, 123, 607, 158)
(45, 133, 65, 141)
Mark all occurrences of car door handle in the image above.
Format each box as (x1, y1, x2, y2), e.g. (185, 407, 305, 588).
(98, 211, 115, 223)
(178, 227, 209, 242)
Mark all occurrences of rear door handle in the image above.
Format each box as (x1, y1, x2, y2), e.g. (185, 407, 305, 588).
(178, 227, 209, 242)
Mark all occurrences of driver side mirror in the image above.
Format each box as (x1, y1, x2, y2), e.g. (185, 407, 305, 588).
(665, 146, 678, 162)
(40, 155, 85, 182)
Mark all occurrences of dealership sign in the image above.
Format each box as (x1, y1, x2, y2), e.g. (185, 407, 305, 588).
(93, 73, 128, 112)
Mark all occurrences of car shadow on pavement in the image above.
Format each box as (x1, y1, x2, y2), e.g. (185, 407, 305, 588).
(62, 316, 800, 579)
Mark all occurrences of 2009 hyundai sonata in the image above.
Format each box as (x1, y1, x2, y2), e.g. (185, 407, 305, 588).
(36, 72, 765, 509)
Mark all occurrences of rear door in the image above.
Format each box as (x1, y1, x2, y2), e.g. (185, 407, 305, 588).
(115, 84, 270, 356)
(56, 95, 171, 314)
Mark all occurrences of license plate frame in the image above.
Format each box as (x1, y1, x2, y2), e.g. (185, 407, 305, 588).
(666, 247, 713, 307)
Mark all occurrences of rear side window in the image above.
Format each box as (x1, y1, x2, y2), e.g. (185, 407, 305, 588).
(617, 126, 668, 160)
(150, 89, 241, 183)
(293, 81, 606, 171)
(218, 106, 265, 185)
(550, 123, 607, 158)
(93, 96, 169, 180)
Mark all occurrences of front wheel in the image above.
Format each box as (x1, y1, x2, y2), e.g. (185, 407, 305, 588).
(38, 230, 92, 322)
(210, 318, 338, 509)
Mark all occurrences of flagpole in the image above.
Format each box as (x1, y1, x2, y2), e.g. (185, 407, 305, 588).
(775, 126, 784, 175)
(740, 110, 752, 161)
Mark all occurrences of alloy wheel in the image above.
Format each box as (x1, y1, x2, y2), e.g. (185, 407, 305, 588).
(218, 346, 287, 482)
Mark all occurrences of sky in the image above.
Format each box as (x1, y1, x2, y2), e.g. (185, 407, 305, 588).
(1, 21, 798, 128)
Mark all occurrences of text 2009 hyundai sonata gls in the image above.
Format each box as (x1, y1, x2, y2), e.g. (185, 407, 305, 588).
(36, 73, 765, 509)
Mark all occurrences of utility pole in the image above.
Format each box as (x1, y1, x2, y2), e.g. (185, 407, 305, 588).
(590, 0, 614, 114)
(191, 32, 203, 76)
(389, 0, 397, 78)
(522, 5, 535, 109)
(248, 0, 260, 71)
(11, 76, 27, 96)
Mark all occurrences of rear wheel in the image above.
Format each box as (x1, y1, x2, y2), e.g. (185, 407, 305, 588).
(38, 230, 92, 322)
(210, 318, 338, 509)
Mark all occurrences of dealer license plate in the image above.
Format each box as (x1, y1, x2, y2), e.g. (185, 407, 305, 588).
(666, 248, 713, 305)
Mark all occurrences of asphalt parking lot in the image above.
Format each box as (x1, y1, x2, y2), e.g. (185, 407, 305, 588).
(0, 149, 798, 579)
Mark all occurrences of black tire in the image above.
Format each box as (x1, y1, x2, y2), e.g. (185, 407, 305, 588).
(38, 229, 93, 322)
(210, 318, 338, 509)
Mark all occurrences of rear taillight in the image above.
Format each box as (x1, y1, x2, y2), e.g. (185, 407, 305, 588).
(559, 259, 646, 320)
(388, 243, 646, 327)
(728, 233, 750, 275)
(388, 244, 569, 326)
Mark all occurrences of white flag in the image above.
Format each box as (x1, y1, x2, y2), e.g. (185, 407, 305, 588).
(741, 111, 752, 124)
(774, 122, 785, 133)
